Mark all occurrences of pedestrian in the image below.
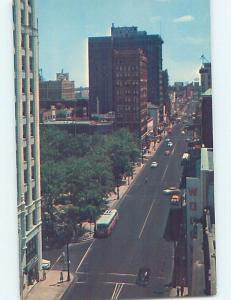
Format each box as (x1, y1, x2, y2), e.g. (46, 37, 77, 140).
(180, 285, 184, 296)
(176, 286, 180, 297)
(60, 271, 64, 283)
(42, 269, 46, 280)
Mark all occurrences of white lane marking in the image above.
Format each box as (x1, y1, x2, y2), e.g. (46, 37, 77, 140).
(161, 164, 169, 183)
(106, 281, 134, 286)
(75, 239, 95, 273)
(76, 271, 136, 277)
(171, 142, 177, 156)
(138, 198, 156, 239)
(111, 283, 124, 300)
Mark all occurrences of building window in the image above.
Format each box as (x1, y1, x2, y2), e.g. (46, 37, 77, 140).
(30, 79, 33, 93)
(24, 169, 27, 184)
(30, 125, 34, 138)
(26, 236, 37, 264)
(32, 210, 37, 225)
(26, 215, 29, 232)
(24, 191, 28, 205)
(31, 145, 35, 159)
(30, 103, 34, 116)
(32, 187, 36, 201)
(23, 124, 27, 139)
(22, 55, 26, 72)
(29, 35, 32, 50)
(28, 12, 32, 27)
(23, 147, 27, 162)
(29, 57, 33, 72)
(22, 78, 26, 94)
(21, 33, 25, 48)
(31, 166, 35, 180)
(21, 9, 24, 26)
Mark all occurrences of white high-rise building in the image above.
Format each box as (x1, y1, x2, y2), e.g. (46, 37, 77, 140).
(13, 0, 42, 298)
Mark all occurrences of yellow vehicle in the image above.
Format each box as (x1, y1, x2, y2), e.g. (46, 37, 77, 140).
(170, 194, 181, 206)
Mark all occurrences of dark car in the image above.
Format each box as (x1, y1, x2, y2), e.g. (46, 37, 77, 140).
(136, 267, 151, 286)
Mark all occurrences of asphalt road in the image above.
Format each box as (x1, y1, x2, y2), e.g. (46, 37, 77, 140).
(62, 147, 182, 296)
(61, 102, 197, 300)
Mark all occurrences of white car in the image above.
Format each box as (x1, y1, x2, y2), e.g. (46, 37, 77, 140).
(163, 187, 181, 195)
(165, 138, 170, 143)
(167, 142, 173, 147)
(41, 259, 51, 270)
(151, 161, 158, 168)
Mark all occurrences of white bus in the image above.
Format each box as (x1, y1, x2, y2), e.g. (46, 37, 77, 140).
(95, 209, 119, 237)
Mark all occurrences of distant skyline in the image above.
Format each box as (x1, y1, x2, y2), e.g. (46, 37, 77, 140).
(37, 0, 211, 86)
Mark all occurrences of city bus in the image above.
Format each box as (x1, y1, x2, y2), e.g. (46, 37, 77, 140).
(95, 209, 119, 237)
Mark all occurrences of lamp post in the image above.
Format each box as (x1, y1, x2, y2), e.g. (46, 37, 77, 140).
(66, 242, 70, 281)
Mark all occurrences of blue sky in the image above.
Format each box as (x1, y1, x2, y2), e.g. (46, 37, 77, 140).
(37, 0, 211, 86)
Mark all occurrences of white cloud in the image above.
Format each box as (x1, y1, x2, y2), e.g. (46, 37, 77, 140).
(173, 15, 194, 23)
(150, 16, 161, 23)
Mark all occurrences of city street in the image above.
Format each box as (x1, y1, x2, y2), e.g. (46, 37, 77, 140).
(61, 106, 194, 300)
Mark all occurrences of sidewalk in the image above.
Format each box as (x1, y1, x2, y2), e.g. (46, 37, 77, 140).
(25, 270, 73, 300)
(25, 135, 165, 300)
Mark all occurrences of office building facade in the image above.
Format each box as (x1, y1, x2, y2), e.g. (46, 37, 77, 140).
(113, 49, 148, 138)
(89, 25, 163, 114)
(40, 72, 75, 102)
(199, 63, 212, 93)
(13, 0, 42, 297)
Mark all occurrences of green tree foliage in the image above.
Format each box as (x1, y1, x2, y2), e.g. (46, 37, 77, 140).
(40, 126, 139, 247)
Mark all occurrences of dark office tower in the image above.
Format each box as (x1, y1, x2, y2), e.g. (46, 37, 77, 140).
(199, 62, 212, 93)
(113, 49, 148, 138)
(201, 88, 213, 148)
(89, 25, 163, 114)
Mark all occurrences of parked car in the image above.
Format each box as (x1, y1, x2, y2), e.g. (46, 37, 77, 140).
(41, 259, 51, 270)
(136, 267, 151, 286)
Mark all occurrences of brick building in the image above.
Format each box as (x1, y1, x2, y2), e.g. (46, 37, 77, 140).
(40, 71, 75, 102)
(89, 25, 163, 114)
(113, 49, 148, 138)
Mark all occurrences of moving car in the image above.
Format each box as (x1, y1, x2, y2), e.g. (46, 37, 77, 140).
(170, 194, 181, 205)
(136, 267, 151, 286)
(163, 187, 181, 195)
(151, 161, 158, 168)
(185, 137, 191, 142)
(181, 130, 185, 135)
(165, 138, 170, 143)
(41, 259, 51, 270)
(167, 141, 173, 147)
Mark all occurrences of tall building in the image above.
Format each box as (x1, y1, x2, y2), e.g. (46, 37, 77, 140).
(199, 63, 212, 93)
(113, 49, 148, 138)
(201, 88, 213, 148)
(13, 0, 42, 297)
(40, 71, 75, 102)
(89, 25, 163, 114)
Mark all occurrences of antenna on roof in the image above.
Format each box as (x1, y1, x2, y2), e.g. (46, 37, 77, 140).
(200, 54, 209, 64)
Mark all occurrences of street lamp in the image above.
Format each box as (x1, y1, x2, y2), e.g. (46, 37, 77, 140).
(66, 242, 70, 281)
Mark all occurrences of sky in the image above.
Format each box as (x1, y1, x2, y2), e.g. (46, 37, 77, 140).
(37, 0, 211, 86)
